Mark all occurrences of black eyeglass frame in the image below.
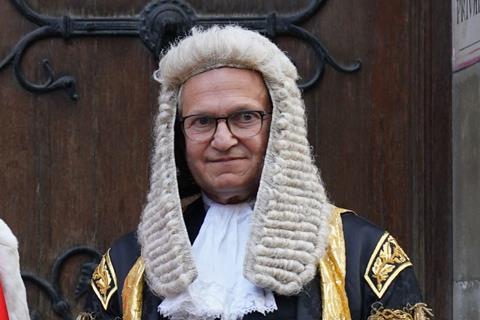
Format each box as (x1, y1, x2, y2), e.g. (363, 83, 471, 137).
(178, 110, 272, 141)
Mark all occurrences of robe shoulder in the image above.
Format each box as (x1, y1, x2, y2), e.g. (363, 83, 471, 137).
(340, 212, 432, 319)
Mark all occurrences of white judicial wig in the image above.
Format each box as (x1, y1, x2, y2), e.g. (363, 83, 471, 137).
(137, 25, 333, 298)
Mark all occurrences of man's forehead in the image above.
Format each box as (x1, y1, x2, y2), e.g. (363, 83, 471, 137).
(179, 67, 271, 114)
(182, 67, 266, 90)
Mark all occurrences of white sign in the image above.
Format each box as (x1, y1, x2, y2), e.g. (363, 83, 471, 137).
(453, 0, 480, 71)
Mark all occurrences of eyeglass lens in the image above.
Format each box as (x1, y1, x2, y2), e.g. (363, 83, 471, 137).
(183, 111, 266, 141)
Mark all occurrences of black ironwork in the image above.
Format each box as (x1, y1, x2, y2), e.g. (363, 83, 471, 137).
(0, 0, 360, 100)
(21, 246, 101, 320)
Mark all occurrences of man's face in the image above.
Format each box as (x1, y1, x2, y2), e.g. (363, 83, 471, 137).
(180, 68, 271, 204)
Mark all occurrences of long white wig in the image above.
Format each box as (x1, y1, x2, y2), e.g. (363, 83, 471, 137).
(138, 25, 333, 298)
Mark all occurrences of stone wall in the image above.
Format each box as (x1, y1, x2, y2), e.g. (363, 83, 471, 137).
(453, 62, 480, 319)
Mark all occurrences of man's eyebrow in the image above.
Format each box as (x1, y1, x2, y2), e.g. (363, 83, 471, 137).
(181, 112, 213, 118)
(182, 105, 268, 117)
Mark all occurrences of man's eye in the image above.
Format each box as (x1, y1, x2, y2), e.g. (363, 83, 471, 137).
(192, 116, 212, 127)
(236, 112, 259, 123)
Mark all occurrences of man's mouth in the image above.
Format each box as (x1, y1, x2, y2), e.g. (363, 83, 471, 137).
(208, 157, 245, 163)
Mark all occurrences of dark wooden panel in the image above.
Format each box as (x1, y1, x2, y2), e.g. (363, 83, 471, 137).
(0, 0, 157, 316)
(422, 1, 453, 319)
(0, 1, 48, 316)
(306, 2, 452, 318)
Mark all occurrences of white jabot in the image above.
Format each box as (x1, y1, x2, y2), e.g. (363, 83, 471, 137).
(158, 196, 277, 320)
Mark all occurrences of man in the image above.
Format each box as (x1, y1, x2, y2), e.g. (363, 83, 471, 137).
(79, 26, 433, 320)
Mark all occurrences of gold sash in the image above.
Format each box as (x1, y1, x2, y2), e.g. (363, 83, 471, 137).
(319, 207, 352, 320)
(122, 258, 145, 320)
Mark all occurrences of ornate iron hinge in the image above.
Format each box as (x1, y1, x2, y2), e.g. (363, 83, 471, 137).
(21, 246, 101, 320)
(0, 0, 360, 100)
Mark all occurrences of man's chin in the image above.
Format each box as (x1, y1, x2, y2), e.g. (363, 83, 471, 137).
(203, 187, 254, 204)
(212, 178, 245, 191)
(203, 176, 257, 199)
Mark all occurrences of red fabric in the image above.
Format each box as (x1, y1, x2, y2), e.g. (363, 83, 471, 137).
(0, 283, 8, 320)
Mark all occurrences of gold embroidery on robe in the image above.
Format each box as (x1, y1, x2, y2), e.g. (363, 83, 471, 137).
(91, 249, 118, 310)
(122, 258, 145, 320)
(409, 303, 434, 320)
(364, 233, 413, 299)
(75, 312, 95, 320)
(319, 206, 352, 320)
(368, 302, 434, 320)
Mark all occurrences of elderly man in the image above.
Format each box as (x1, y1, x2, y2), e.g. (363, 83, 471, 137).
(79, 26, 432, 320)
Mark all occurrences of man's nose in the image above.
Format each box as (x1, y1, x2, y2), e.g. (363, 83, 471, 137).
(210, 120, 238, 150)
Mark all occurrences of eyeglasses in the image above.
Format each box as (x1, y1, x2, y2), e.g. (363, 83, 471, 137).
(179, 110, 272, 142)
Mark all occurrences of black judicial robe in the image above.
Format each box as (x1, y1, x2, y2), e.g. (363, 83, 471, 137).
(80, 198, 426, 320)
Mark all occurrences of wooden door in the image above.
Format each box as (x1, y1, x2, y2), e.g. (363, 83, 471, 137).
(0, 0, 451, 319)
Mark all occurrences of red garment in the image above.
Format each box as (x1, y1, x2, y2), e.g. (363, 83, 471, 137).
(0, 283, 8, 320)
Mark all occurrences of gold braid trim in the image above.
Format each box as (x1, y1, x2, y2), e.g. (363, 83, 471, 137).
(75, 312, 95, 320)
(409, 303, 434, 320)
(319, 206, 352, 320)
(368, 302, 434, 320)
(122, 258, 145, 320)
